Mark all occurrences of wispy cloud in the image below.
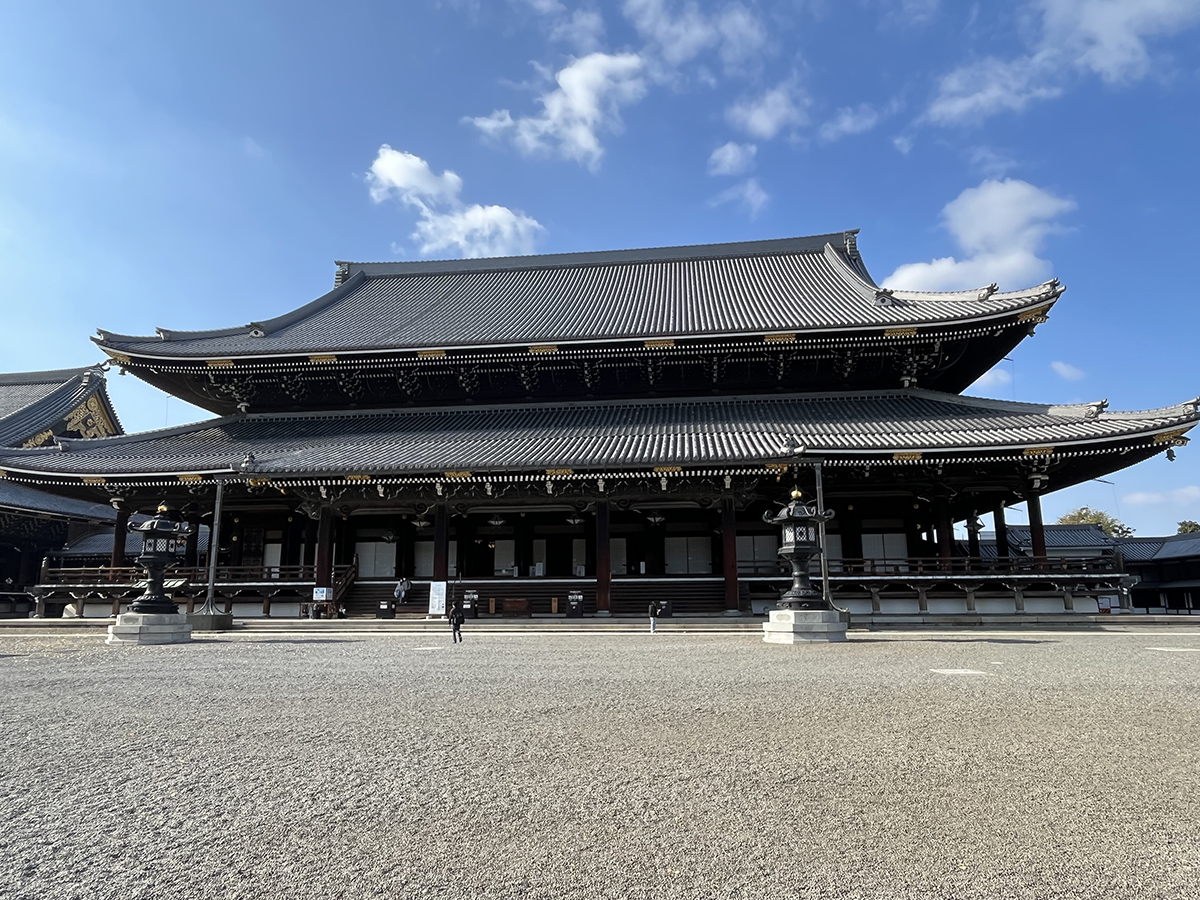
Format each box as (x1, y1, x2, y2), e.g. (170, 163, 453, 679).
(707, 141, 756, 175)
(1051, 360, 1085, 380)
(709, 177, 768, 217)
(622, 0, 767, 72)
(924, 0, 1200, 126)
(819, 103, 880, 142)
(466, 53, 647, 171)
(883, 178, 1075, 292)
(367, 145, 544, 258)
(726, 81, 808, 140)
(1125, 485, 1200, 506)
(970, 366, 1013, 389)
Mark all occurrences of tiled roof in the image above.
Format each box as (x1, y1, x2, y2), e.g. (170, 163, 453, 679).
(0, 366, 122, 447)
(0, 389, 1194, 478)
(0, 479, 121, 522)
(93, 233, 1064, 359)
(1118, 533, 1200, 561)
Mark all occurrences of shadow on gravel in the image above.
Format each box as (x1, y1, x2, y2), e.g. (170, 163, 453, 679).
(924, 638, 1058, 645)
(241, 639, 362, 645)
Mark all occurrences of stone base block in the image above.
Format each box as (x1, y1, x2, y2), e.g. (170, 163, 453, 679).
(106, 612, 192, 646)
(762, 608, 848, 644)
(187, 612, 234, 632)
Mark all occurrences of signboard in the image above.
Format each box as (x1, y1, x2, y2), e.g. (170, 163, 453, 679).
(312, 587, 331, 602)
(429, 581, 447, 616)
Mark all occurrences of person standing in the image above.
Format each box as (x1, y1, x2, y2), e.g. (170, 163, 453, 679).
(450, 599, 465, 644)
(648, 600, 659, 634)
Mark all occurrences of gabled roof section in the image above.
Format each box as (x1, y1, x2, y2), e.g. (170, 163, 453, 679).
(1118, 532, 1200, 561)
(0, 389, 1194, 479)
(0, 365, 123, 448)
(0, 479, 122, 522)
(93, 231, 1064, 360)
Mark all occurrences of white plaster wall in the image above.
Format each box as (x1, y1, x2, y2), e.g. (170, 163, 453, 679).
(976, 598, 1017, 615)
(1024, 597, 1066, 614)
(927, 598, 968, 614)
(878, 598, 920, 615)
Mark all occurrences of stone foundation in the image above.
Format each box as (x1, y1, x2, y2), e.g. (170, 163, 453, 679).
(106, 612, 192, 646)
(762, 608, 848, 643)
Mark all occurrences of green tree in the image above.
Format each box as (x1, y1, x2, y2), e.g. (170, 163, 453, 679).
(1178, 520, 1200, 534)
(1056, 506, 1134, 538)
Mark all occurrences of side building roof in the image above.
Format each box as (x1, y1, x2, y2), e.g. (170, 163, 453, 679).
(0, 389, 1194, 481)
(93, 232, 1064, 361)
(0, 365, 123, 448)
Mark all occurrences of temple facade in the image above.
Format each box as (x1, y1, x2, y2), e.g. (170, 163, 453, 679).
(3, 232, 1196, 618)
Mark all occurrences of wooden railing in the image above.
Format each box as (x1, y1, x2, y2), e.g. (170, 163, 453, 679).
(826, 556, 1119, 576)
(39, 564, 355, 587)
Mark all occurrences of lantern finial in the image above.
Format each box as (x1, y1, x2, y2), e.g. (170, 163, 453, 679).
(790, 488, 803, 500)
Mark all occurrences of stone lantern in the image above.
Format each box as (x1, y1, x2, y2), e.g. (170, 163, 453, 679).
(761, 488, 847, 644)
(106, 504, 196, 646)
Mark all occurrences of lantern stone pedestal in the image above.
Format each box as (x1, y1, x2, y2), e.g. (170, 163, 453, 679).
(187, 612, 233, 632)
(106, 612, 193, 645)
(762, 608, 848, 643)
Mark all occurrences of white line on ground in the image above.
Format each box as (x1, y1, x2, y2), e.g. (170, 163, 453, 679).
(930, 669, 989, 675)
(1145, 647, 1200, 652)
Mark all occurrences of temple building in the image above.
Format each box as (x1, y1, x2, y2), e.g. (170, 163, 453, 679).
(0, 366, 124, 615)
(2, 232, 1196, 618)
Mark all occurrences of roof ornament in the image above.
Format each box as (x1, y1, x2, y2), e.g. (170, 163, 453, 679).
(240, 453, 255, 471)
(1039, 278, 1062, 299)
(334, 261, 351, 288)
(1181, 397, 1200, 416)
(874, 288, 897, 307)
(976, 283, 998, 300)
(247, 324, 267, 338)
(1084, 399, 1109, 419)
(843, 230, 860, 261)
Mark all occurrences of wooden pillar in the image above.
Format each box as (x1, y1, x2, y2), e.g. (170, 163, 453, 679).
(110, 507, 130, 574)
(515, 515, 533, 578)
(966, 517, 981, 560)
(646, 519, 665, 576)
(17, 546, 35, 589)
(1027, 493, 1047, 569)
(433, 502, 449, 582)
(595, 499, 611, 616)
(994, 504, 1010, 562)
(842, 505, 863, 566)
(303, 518, 317, 572)
(314, 506, 334, 589)
(721, 497, 739, 613)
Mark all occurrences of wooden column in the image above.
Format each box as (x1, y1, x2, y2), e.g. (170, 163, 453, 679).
(1027, 493, 1048, 569)
(595, 499, 611, 616)
(314, 506, 334, 589)
(17, 546, 35, 589)
(721, 497, 739, 614)
(433, 502, 449, 582)
(994, 505, 1010, 562)
(110, 507, 130, 573)
(966, 513, 981, 562)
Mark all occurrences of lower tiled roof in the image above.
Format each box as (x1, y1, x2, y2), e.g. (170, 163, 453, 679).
(0, 389, 1195, 478)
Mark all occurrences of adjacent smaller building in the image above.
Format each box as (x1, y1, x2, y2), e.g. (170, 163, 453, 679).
(1117, 533, 1200, 614)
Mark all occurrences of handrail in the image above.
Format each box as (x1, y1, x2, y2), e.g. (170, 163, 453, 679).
(40, 564, 355, 586)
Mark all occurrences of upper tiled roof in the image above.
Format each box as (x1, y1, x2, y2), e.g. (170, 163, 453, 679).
(0, 389, 1193, 478)
(0, 366, 122, 448)
(93, 233, 1064, 359)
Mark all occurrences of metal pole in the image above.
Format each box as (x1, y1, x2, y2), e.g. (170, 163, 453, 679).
(813, 461, 833, 608)
(199, 479, 224, 615)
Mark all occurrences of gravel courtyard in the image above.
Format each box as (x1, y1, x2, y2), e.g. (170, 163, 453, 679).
(1, 629, 1198, 900)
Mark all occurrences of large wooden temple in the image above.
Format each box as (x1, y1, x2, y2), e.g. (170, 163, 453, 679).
(4, 232, 1196, 618)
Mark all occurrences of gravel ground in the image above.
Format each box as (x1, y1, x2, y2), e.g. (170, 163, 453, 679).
(1, 630, 1198, 900)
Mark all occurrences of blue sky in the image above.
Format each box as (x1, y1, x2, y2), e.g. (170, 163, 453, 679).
(1, 0, 1198, 535)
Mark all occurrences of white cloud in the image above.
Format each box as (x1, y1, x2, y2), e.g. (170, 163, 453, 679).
(366, 145, 544, 258)
(551, 9, 606, 51)
(1125, 485, 1200, 506)
(707, 141, 756, 175)
(622, 0, 766, 71)
(883, 178, 1075, 292)
(1051, 360, 1086, 380)
(924, 0, 1200, 125)
(466, 53, 646, 171)
(819, 104, 880, 142)
(726, 81, 807, 140)
(970, 366, 1013, 389)
(969, 146, 1018, 177)
(709, 177, 768, 217)
(893, 134, 914, 154)
(367, 147, 463, 206)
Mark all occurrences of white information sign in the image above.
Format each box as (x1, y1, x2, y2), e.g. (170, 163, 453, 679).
(429, 581, 447, 616)
(312, 587, 331, 601)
